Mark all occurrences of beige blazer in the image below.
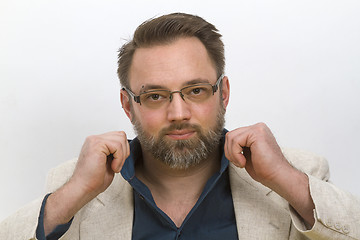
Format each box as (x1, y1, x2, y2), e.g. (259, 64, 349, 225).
(1, 149, 359, 239)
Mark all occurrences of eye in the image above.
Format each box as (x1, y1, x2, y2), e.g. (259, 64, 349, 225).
(145, 93, 163, 101)
(188, 86, 210, 96)
(192, 88, 202, 94)
(142, 91, 168, 102)
(150, 94, 160, 100)
(183, 84, 212, 101)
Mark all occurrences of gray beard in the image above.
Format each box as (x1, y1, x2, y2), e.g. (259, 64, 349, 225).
(132, 106, 225, 169)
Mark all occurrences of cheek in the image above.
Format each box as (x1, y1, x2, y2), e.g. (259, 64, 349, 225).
(192, 100, 220, 125)
(135, 108, 166, 131)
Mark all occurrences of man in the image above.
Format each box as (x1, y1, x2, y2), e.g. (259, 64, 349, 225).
(1, 13, 359, 240)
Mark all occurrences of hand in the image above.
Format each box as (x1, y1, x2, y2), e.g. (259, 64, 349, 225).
(224, 122, 291, 187)
(70, 131, 130, 197)
(44, 131, 130, 235)
(225, 123, 315, 226)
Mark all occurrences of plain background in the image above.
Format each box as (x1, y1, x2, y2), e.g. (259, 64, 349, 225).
(1, 0, 359, 221)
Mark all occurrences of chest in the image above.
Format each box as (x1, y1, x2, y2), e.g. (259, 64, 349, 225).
(155, 199, 197, 227)
(130, 168, 238, 240)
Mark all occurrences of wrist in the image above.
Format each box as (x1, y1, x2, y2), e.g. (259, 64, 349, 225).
(43, 180, 97, 235)
(265, 164, 305, 194)
(266, 166, 315, 226)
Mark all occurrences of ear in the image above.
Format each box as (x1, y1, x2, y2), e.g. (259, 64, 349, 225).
(120, 89, 133, 121)
(221, 76, 230, 109)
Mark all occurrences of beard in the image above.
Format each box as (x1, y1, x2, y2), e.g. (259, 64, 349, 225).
(132, 105, 226, 170)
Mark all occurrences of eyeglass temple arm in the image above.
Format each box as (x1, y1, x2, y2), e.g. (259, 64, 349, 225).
(122, 87, 141, 104)
(212, 74, 224, 93)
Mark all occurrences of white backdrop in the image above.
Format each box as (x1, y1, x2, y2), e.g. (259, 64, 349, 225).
(1, 0, 359, 221)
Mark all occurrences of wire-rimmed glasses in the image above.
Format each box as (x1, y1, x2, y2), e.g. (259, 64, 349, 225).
(122, 74, 224, 109)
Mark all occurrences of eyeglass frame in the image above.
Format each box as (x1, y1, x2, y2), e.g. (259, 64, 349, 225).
(122, 74, 224, 106)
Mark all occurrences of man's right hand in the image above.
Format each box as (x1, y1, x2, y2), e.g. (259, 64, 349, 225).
(43, 131, 130, 235)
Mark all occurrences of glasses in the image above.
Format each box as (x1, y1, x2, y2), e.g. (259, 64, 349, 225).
(122, 74, 224, 109)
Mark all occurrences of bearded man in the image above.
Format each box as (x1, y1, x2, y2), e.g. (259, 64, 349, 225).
(1, 13, 359, 240)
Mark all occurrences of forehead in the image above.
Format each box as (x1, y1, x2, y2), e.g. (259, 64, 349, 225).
(129, 37, 217, 90)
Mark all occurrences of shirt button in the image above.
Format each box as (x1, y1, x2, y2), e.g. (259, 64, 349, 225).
(342, 225, 350, 234)
(334, 222, 341, 230)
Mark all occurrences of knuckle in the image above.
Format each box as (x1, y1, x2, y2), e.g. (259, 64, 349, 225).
(255, 122, 268, 133)
(225, 131, 230, 139)
(255, 122, 267, 128)
(85, 135, 103, 148)
(117, 131, 127, 139)
(226, 130, 236, 139)
(119, 130, 126, 135)
(86, 135, 98, 143)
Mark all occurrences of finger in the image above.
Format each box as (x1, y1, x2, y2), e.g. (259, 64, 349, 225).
(225, 131, 247, 168)
(230, 136, 246, 168)
(119, 132, 129, 170)
(224, 132, 234, 163)
(110, 132, 128, 173)
(117, 131, 129, 171)
(94, 132, 124, 173)
(225, 131, 235, 163)
(124, 140, 130, 167)
(243, 147, 256, 179)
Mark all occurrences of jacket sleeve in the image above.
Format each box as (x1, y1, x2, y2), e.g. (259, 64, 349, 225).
(0, 198, 43, 240)
(284, 149, 360, 240)
(0, 159, 77, 240)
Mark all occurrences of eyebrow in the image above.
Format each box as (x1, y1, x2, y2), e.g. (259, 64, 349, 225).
(139, 78, 211, 92)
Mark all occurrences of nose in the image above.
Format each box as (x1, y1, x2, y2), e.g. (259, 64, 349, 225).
(166, 92, 191, 122)
(169, 90, 185, 102)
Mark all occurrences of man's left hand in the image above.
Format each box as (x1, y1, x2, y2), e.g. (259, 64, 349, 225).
(224, 122, 315, 226)
(224, 122, 292, 188)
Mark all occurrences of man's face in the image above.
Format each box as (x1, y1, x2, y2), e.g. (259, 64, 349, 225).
(123, 37, 229, 169)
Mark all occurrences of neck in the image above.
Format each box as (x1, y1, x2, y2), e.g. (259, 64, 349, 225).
(135, 146, 221, 227)
(137, 148, 220, 202)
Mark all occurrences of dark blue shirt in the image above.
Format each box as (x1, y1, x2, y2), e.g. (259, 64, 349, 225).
(37, 131, 238, 239)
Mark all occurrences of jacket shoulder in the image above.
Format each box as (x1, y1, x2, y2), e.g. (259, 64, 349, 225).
(45, 158, 78, 193)
(282, 148, 330, 181)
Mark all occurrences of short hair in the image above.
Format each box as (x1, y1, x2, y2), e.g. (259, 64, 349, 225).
(117, 13, 225, 89)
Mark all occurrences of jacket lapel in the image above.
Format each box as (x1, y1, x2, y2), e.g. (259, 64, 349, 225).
(79, 173, 134, 240)
(229, 163, 292, 240)
(77, 162, 293, 239)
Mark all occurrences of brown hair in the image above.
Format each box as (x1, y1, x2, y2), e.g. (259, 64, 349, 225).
(117, 13, 225, 88)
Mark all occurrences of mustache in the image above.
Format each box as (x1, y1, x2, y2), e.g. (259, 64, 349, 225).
(159, 123, 202, 136)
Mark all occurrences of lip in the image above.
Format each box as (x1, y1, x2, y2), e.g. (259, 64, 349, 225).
(166, 130, 196, 140)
